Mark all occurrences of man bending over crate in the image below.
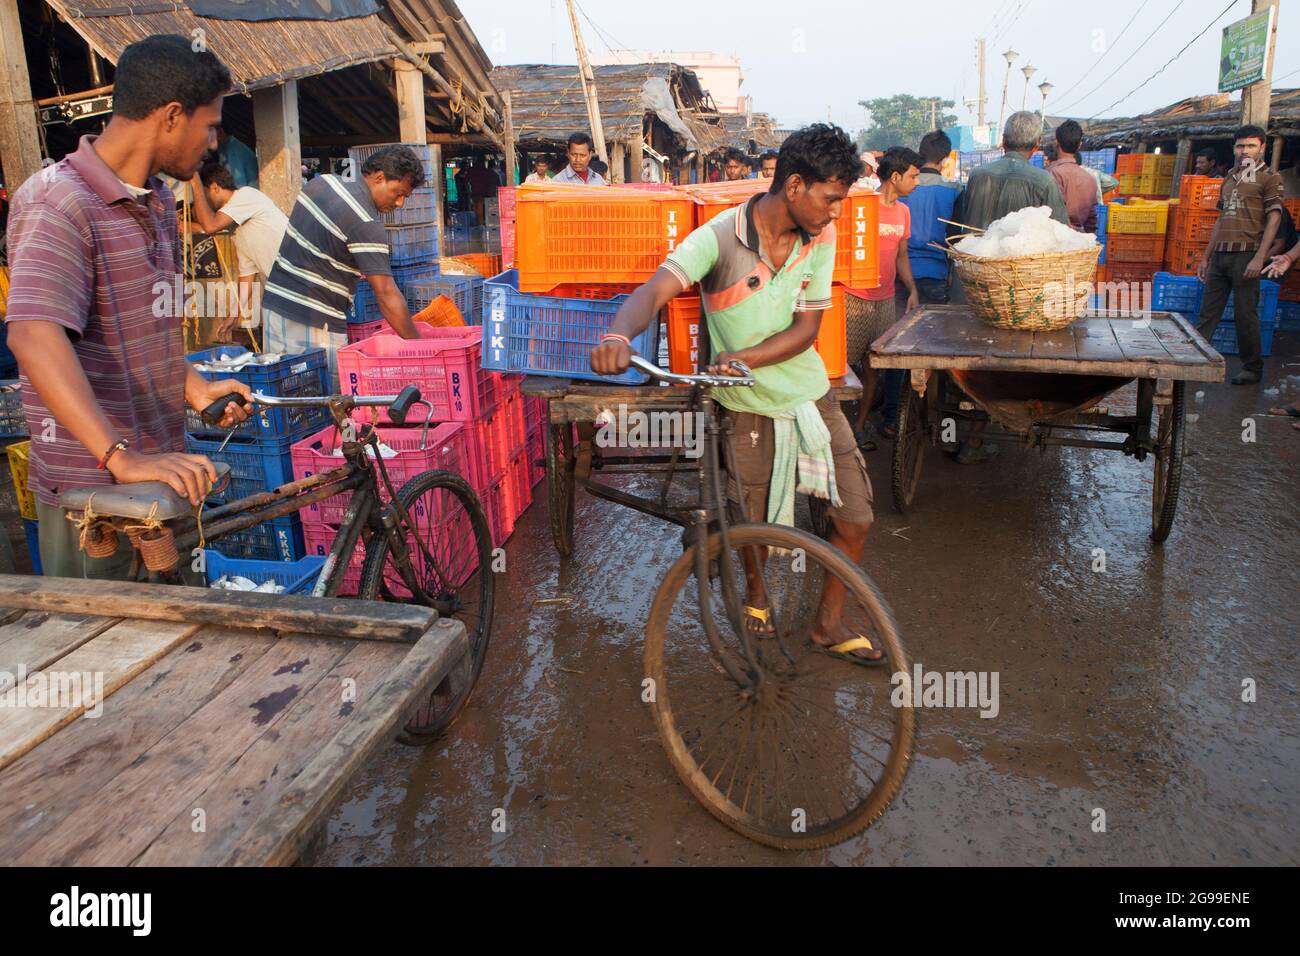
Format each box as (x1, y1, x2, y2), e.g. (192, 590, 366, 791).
(3, 35, 252, 579)
(591, 124, 882, 664)
(261, 145, 425, 379)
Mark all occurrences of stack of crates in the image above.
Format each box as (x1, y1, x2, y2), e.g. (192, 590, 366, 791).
(1164, 175, 1224, 276)
(407, 273, 486, 324)
(499, 187, 517, 267)
(1098, 199, 1169, 286)
(1115, 153, 1144, 196)
(1139, 154, 1176, 196)
(184, 346, 332, 562)
(346, 143, 441, 338)
(314, 326, 531, 594)
(1152, 273, 1282, 356)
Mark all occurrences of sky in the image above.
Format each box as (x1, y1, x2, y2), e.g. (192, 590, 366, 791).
(458, 0, 1298, 134)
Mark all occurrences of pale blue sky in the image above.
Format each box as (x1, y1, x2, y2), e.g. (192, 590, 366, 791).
(459, 0, 1298, 133)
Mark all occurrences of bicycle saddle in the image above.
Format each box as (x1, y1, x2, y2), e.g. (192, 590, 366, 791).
(59, 462, 231, 521)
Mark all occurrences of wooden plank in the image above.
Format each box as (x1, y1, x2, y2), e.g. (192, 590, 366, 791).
(1073, 321, 1125, 363)
(15, 634, 354, 866)
(1030, 328, 1078, 362)
(1109, 318, 1178, 365)
(134, 638, 406, 865)
(0, 575, 436, 644)
(0, 619, 201, 772)
(0, 628, 275, 859)
(223, 620, 468, 866)
(0, 609, 24, 627)
(0, 612, 122, 691)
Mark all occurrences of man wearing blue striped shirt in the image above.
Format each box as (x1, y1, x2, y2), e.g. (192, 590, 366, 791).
(262, 145, 424, 378)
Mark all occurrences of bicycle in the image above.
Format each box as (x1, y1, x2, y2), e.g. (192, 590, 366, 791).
(548, 355, 915, 849)
(59, 385, 495, 743)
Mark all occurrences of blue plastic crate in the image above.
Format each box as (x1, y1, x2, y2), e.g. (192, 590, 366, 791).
(1151, 272, 1204, 315)
(386, 223, 439, 266)
(1029, 152, 1044, 168)
(384, 187, 436, 227)
(1278, 299, 1300, 332)
(349, 262, 441, 323)
(1211, 318, 1278, 357)
(23, 517, 41, 575)
(1098, 238, 1106, 265)
(0, 380, 27, 439)
(1081, 148, 1118, 174)
(1095, 204, 1108, 238)
(347, 143, 435, 185)
(203, 551, 325, 594)
(483, 270, 655, 385)
(1221, 279, 1280, 325)
(184, 434, 295, 505)
(407, 274, 485, 324)
(185, 347, 331, 442)
(452, 210, 477, 229)
(205, 513, 304, 562)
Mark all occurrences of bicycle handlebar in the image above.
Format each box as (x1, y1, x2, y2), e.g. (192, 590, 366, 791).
(626, 354, 755, 388)
(199, 385, 426, 427)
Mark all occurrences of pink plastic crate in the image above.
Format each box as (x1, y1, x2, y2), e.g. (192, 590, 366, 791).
(482, 478, 509, 547)
(500, 382, 527, 457)
(526, 425, 545, 488)
(505, 449, 534, 525)
(337, 326, 499, 423)
(346, 319, 386, 343)
(303, 506, 483, 598)
(291, 422, 467, 527)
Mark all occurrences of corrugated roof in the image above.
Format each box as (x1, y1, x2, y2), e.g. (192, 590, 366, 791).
(49, 0, 397, 92)
(1085, 88, 1300, 146)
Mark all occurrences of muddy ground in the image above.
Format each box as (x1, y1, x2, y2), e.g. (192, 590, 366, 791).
(305, 330, 1299, 867)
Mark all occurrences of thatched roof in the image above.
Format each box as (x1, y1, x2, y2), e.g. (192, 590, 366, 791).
(491, 62, 716, 153)
(1084, 89, 1300, 146)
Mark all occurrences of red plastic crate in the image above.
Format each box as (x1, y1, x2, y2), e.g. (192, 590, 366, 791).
(481, 477, 509, 547)
(291, 422, 467, 527)
(1100, 262, 1160, 287)
(1106, 233, 1166, 264)
(347, 319, 386, 343)
(526, 425, 545, 488)
(463, 395, 520, 494)
(337, 326, 499, 423)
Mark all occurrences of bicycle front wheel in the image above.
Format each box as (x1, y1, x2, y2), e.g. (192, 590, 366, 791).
(358, 469, 495, 743)
(644, 523, 914, 849)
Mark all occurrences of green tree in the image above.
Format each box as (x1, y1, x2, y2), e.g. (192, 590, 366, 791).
(857, 95, 958, 151)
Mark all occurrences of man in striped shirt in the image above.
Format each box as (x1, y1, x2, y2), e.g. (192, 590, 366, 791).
(261, 146, 425, 377)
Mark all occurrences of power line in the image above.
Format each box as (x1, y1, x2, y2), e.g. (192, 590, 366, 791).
(1050, 0, 1153, 107)
(991, 0, 1030, 47)
(1088, 0, 1240, 120)
(1274, 65, 1300, 84)
(1054, 0, 1193, 115)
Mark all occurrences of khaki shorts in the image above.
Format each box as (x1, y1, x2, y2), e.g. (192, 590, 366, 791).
(722, 392, 874, 527)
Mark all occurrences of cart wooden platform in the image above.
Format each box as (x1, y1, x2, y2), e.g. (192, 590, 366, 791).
(870, 306, 1225, 541)
(523, 370, 864, 555)
(0, 575, 467, 866)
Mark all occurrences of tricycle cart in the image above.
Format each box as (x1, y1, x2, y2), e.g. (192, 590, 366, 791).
(870, 306, 1225, 541)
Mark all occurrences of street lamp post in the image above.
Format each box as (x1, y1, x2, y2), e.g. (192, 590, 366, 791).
(997, 49, 1018, 142)
(1038, 80, 1054, 132)
(1020, 64, 1037, 111)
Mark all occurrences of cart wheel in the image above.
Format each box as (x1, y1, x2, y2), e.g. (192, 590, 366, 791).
(1150, 380, 1185, 543)
(545, 423, 576, 557)
(891, 377, 927, 514)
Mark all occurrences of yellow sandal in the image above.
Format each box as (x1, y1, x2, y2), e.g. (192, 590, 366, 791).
(743, 605, 776, 638)
(813, 635, 886, 667)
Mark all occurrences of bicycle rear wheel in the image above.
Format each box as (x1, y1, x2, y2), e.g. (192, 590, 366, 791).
(358, 469, 495, 743)
(644, 523, 914, 849)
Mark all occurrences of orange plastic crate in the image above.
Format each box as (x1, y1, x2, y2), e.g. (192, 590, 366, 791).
(666, 286, 847, 378)
(1285, 198, 1300, 222)
(1106, 233, 1166, 264)
(682, 179, 769, 226)
(1100, 262, 1159, 287)
(1178, 175, 1223, 210)
(834, 191, 880, 288)
(815, 286, 847, 378)
(515, 189, 694, 292)
(1116, 153, 1144, 175)
(1163, 238, 1205, 276)
(1175, 207, 1219, 244)
(1280, 268, 1300, 303)
(451, 253, 502, 277)
(544, 282, 640, 299)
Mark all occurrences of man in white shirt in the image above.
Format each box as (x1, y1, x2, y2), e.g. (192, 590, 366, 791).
(552, 132, 607, 185)
(188, 162, 289, 338)
(524, 156, 552, 184)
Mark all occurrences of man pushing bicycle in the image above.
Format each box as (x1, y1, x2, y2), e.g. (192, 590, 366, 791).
(591, 124, 881, 664)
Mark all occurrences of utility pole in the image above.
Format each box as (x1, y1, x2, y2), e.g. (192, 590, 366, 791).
(564, 0, 607, 163)
(976, 38, 986, 128)
(1242, 0, 1279, 136)
(503, 90, 517, 186)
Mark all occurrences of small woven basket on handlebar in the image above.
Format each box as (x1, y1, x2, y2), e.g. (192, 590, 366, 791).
(941, 238, 1102, 332)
